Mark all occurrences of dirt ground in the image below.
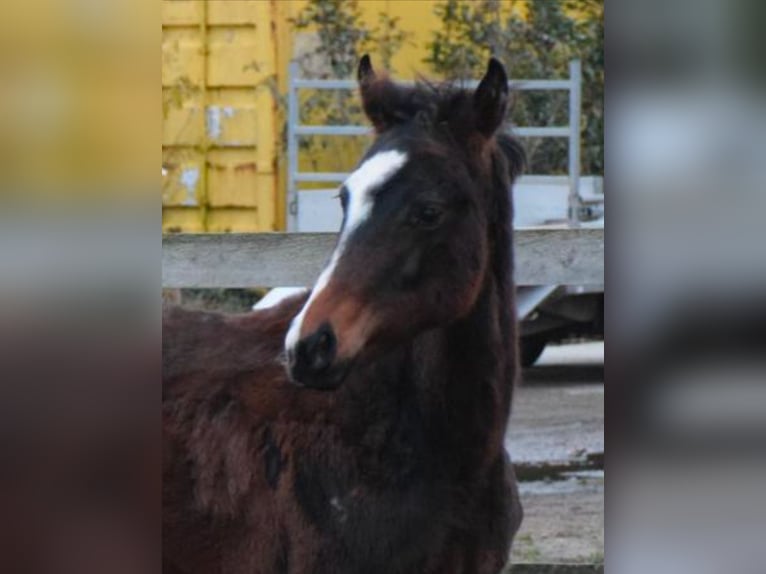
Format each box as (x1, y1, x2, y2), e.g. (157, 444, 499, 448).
(506, 342, 604, 565)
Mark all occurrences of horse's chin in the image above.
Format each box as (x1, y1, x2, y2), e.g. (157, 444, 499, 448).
(287, 360, 351, 391)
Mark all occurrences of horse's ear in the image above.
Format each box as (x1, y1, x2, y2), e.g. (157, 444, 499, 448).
(358, 54, 394, 132)
(473, 57, 509, 138)
(358, 54, 375, 84)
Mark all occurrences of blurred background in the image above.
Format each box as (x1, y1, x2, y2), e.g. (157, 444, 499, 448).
(610, 1, 766, 573)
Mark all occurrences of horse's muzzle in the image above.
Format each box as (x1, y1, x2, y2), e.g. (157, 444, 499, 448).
(286, 323, 348, 390)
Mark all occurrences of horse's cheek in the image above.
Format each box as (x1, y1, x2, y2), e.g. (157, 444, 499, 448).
(399, 249, 422, 287)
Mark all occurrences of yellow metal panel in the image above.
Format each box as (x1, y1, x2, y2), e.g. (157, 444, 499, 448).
(206, 208, 261, 233)
(272, 0, 293, 229)
(253, 0, 277, 153)
(162, 0, 281, 233)
(207, 1, 259, 26)
(253, 85, 275, 168)
(163, 89, 204, 146)
(206, 89, 258, 146)
(162, 1, 203, 27)
(253, 85, 277, 228)
(252, 0, 278, 230)
(163, 207, 206, 233)
(162, 27, 204, 87)
(206, 149, 260, 207)
(207, 27, 262, 87)
(381, 0, 442, 77)
(162, 148, 204, 207)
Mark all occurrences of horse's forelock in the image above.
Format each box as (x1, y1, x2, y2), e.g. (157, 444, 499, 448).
(361, 76, 425, 133)
(362, 75, 525, 216)
(362, 76, 474, 134)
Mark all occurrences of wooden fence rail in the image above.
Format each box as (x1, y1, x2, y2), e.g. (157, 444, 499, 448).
(162, 228, 603, 288)
(507, 564, 603, 574)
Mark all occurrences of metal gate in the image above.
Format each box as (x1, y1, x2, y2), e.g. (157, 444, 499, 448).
(286, 60, 583, 232)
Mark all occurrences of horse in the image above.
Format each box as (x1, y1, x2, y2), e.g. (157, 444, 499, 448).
(163, 55, 525, 574)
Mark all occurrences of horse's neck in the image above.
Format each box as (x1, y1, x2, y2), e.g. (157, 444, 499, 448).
(424, 270, 514, 472)
(415, 193, 517, 469)
(339, 228, 515, 476)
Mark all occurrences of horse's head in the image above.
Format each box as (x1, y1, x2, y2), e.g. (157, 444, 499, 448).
(286, 55, 524, 389)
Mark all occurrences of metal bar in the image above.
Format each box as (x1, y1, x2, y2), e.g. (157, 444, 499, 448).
(291, 173, 575, 186)
(517, 175, 571, 186)
(513, 126, 570, 138)
(286, 61, 299, 231)
(295, 125, 372, 136)
(512, 79, 573, 90)
(294, 125, 570, 138)
(292, 78, 572, 91)
(506, 561, 604, 574)
(294, 172, 349, 183)
(568, 59, 582, 226)
(292, 79, 357, 89)
(162, 228, 604, 288)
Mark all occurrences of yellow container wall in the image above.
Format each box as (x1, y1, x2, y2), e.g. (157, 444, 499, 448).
(162, 0, 278, 233)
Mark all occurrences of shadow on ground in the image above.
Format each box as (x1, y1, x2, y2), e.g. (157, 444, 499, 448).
(522, 364, 604, 385)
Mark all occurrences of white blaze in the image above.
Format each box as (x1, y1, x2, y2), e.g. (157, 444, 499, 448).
(285, 149, 408, 352)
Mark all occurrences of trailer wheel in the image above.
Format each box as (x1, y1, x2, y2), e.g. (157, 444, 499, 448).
(521, 336, 547, 367)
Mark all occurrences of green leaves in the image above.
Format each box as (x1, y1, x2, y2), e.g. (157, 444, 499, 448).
(288, 0, 413, 174)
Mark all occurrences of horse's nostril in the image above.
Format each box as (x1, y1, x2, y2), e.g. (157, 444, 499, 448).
(293, 323, 337, 378)
(317, 331, 330, 354)
(310, 324, 336, 371)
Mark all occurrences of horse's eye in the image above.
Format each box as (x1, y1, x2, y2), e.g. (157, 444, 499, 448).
(411, 203, 443, 228)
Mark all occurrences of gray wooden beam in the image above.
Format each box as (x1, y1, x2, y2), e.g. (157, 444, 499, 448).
(507, 564, 603, 574)
(162, 228, 604, 288)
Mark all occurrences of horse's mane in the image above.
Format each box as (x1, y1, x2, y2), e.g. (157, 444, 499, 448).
(496, 131, 526, 184)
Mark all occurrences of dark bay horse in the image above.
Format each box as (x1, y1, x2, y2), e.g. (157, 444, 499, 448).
(163, 55, 525, 574)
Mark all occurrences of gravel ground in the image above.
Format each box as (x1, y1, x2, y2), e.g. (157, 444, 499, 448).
(506, 342, 604, 565)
